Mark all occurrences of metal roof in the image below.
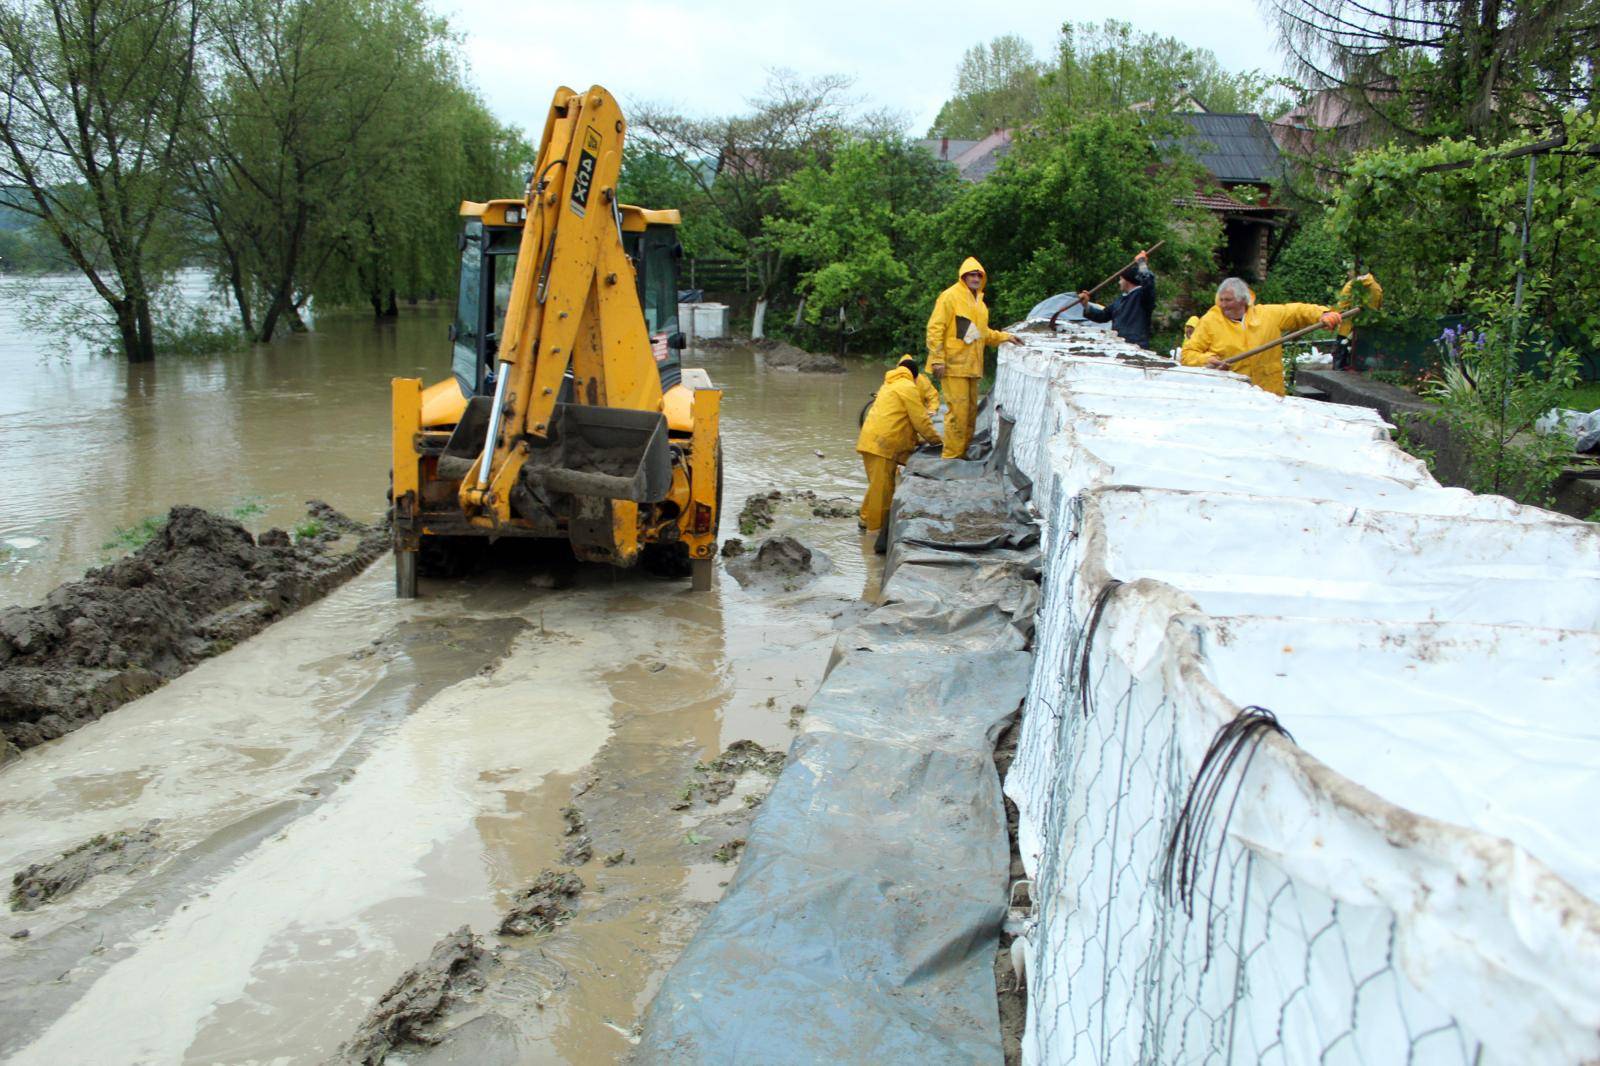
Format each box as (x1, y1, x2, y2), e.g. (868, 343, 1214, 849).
(1166, 113, 1286, 184)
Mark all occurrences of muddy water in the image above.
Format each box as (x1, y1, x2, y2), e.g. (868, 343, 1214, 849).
(0, 275, 889, 1063)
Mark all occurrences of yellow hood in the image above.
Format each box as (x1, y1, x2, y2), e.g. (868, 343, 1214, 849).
(957, 256, 986, 293)
(883, 365, 914, 386)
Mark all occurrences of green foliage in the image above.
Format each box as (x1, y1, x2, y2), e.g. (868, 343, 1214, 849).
(1329, 113, 1600, 346)
(923, 116, 1220, 326)
(928, 22, 1284, 140)
(1420, 286, 1581, 505)
(102, 515, 166, 555)
(189, 0, 522, 340)
(766, 138, 959, 351)
(618, 149, 737, 258)
(293, 518, 325, 541)
(230, 497, 268, 520)
(1258, 212, 1345, 305)
(0, 0, 202, 361)
(928, 35, 1043, 138)
(1560, 383, 1600, 412)
(1044, 21, 1284, 117)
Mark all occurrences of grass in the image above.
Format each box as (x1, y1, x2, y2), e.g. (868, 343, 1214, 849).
(229, 496, 267, 521)
(1558, 383, 1600, 412)
(292, 518, 324, 541)
(101, 514, 165, 555)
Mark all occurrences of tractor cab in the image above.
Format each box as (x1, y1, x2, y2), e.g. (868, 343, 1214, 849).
(448, 200, 686, 400)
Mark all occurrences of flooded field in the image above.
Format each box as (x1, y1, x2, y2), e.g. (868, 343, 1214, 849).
(0, 274, 887, 1062)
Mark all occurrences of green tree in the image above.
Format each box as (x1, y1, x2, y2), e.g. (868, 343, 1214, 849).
(1329, 112, 1600, 345)
(1258, 210, 1346, 304)
(928, 35, 1045, 138)
(924, 116, 1219, 327)
(0, 0, 201, 361)
(633, 70, 856, 338)
(766, 136, 959, 352)
(1044, 20, 1283, 116)
(188, 0, 468, 340)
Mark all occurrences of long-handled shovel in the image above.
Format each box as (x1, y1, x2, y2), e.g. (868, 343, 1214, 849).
(1049, 240, 1166, 327)
(1220, 306, 1361, 368)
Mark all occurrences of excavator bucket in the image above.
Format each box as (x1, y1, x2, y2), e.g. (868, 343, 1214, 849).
(525, 404, 671, 503)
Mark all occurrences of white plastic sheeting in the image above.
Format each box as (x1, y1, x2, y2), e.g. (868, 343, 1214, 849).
(995, 323, 1600, 1065)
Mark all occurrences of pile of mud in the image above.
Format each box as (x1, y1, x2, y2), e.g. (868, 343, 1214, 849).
(753, 338, 846, 374)
(0, 502, 385, 755)
(10, 823, 164, 911)
(725, 536, 829, 591)
(333, 927, 490, 1066)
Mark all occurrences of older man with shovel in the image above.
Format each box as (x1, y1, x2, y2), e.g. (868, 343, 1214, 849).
(1181, 277, 1345, 396)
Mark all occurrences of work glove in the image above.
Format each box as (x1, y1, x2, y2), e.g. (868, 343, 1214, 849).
(1320, 310, 1343, 330)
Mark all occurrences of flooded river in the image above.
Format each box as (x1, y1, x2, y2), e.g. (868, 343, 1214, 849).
(0, 274, 888, 1063)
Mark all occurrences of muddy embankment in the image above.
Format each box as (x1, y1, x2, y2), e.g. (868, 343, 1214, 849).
(0, 503, 386, 757)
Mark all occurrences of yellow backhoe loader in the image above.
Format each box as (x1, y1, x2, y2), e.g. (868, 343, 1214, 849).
(390, 85, 722, 597)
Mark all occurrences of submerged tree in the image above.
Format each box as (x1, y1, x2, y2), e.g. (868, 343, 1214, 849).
(0, 0, 202, 361)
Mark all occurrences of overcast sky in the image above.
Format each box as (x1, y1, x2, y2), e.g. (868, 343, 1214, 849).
(434, 0, 1286, 135)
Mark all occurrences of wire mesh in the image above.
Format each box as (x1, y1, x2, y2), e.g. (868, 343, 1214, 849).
(1012, 537, 1485, 1065)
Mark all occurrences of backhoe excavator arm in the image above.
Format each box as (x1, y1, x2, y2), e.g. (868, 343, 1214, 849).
(460, 85, 664, 527)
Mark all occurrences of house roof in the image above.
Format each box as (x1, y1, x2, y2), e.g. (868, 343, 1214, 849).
(1179, 191, 1292, 216)
(913, 138, 981, 163)
(915, 130, 1013, 182)
(1166, 113, 1285, 184)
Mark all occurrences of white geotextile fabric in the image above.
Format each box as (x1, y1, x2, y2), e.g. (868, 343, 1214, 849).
(996, 325, 1600, 1065)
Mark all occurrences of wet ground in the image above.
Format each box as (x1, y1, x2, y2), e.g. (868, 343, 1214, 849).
(0, 274, 888, 1063)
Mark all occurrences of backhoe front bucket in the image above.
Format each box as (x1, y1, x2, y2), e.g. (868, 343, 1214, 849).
(527, 404, 671, 503)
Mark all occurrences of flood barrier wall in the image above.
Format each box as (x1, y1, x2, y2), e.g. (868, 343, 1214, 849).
(994, 328, 1600, 1065)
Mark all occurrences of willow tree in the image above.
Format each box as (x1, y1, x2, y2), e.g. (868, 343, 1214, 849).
(0, 0, 201, 361)
(188, 0, 463, 340)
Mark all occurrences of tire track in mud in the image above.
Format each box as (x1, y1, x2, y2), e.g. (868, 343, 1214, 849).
(0, 614, 528, 1061)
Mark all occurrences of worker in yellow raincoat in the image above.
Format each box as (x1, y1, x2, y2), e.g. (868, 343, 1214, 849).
(1332, 273, 1382, 371)
(925, 257, 1014, 459)
(855, 358, 942, 531)
(1181, 277, 1343, 395)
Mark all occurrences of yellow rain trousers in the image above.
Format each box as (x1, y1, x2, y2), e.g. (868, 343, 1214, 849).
(855, 365, 942, 530)
(1180, 301, 1330, 396)
(925, 256, 1012, 459)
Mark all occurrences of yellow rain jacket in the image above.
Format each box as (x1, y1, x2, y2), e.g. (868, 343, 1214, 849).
(925, 257, 1013, 378)
(1181, 301, 1331, 396)
(1336, 274, 1383, 337)
(856, 366, 941, 462)
(914, 366, 940, 416)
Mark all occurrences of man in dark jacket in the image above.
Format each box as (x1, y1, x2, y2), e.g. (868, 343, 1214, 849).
(1078, 251, 1156, 349)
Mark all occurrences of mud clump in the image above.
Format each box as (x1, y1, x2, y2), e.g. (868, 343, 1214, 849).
(720, 538, 746, 558)
(0, 503, 385, 753)
(737, 492, 780, 536)
(753, 338, 845, 374)
(725, 536, 827, 591)
(10, 823, 163, 912)
(499, 870, 584, 936)
(333, 926, 488, 1066)
(708, 739, 786, 776)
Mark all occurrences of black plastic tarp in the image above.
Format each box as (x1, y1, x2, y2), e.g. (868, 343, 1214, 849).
(636, 402, 1038, 1065)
